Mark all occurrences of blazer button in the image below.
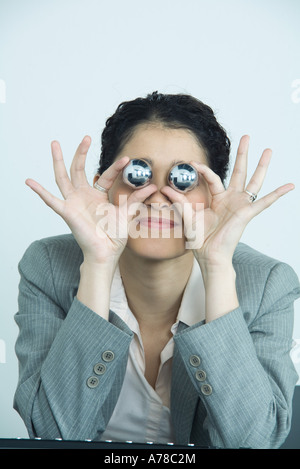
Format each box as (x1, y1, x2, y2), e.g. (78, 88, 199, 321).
(201, 383, 213, 396)
(189, 355, 201, 367)
(195, 370, 206, 382)
(93, 363, 107, 375)
(102, 351, 115, 362)
(86, 376, 99, 388)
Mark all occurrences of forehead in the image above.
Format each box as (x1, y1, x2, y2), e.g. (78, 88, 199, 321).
(118, 123, 207, 166)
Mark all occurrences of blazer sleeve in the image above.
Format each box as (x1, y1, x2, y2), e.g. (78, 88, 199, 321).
(173, 261, 300, 449)
(14, 239, 133, 440)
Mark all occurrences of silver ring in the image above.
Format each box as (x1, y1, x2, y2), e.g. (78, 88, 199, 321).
(244, 190, 257, 202)
(94, 182, 108, 193)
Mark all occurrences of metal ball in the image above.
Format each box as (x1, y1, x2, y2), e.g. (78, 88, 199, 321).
(123, 159, 152, 188)
(168, 163, 198, 192)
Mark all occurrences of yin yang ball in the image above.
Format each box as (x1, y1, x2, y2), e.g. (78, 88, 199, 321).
(168, 163, 198, 192)
(123, 159, 152, 188)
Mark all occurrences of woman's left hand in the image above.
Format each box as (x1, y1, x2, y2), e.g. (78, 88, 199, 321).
(161, 135, 294, 269)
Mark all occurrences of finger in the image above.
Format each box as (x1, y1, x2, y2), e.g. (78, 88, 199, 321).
(126, 184, 158, 209)
(120, 184, 158, 221)
(26, 178, 64, 215)
(228, 135, 250, 190)
(245, 148, 272, 195)
(70, 135, 91, 188)
(160, 185, 205, 215)
(95, 156, 130, 191)
(160, 185, 188, 205)
(160, 185, 194, 223)
(191, 162, 225, 196)
(51, 140, 74, 199)
(160, 186, 206, 247)
(251, 183, 295, 216)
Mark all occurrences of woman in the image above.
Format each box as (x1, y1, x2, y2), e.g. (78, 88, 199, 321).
(14, 92, 300, 448)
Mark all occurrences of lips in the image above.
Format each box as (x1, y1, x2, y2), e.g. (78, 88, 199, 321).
(138, 217, 178, 229)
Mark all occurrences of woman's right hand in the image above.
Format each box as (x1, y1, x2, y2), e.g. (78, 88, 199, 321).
(26, 136, 157, 266)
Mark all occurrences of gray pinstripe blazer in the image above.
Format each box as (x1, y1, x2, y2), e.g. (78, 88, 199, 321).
(14, 234, 300, 448)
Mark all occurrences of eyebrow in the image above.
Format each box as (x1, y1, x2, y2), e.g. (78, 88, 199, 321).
(140, 157, 185, 166)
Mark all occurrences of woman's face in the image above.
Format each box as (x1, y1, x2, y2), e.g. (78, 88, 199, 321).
(109, 123, 210, 260)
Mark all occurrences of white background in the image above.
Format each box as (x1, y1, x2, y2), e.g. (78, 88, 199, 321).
(0, 0, 299, 438)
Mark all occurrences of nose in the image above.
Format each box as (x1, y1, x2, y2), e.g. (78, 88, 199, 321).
(144, 169, 172, 206)
(144, 187, 172, 207)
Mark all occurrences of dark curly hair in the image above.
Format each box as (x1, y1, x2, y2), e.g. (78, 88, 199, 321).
(98, 91, 230, 183)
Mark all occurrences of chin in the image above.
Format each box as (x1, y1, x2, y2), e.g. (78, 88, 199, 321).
(125, 236, 188, 261)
